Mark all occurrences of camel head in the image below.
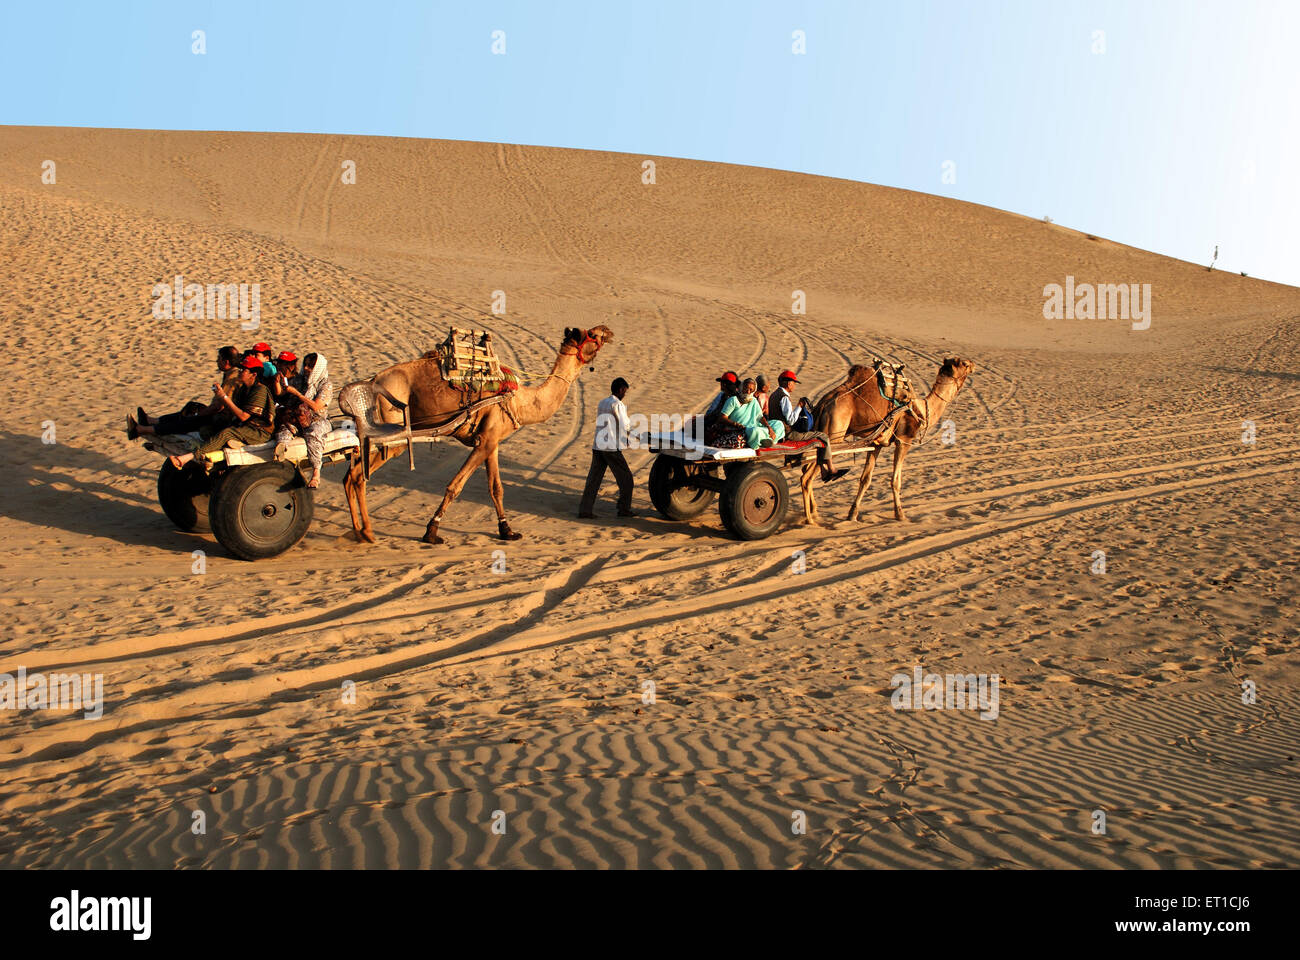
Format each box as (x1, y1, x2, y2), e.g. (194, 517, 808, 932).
(940, 357, 975, 391)
(562, 325, 615, 365)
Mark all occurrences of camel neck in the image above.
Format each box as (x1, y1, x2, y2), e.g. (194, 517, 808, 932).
(923, 377, 958, 422)
(517, 349, 583, 425)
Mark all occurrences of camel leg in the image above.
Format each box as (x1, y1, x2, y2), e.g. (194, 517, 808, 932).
(484, 447, 522, 540)
(798, 461, 819, 526)
(343, 446, 397, 544)
(423, 443, 493, 544)
(342, 455, 366, 540)
(847, 448, 881, 521)
(890, 441, 910, 522)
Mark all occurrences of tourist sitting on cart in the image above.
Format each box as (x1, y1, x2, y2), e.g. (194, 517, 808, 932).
(129, 345, 242, 440)
(720, 378, 786, 448)
(271, 350, 301, 397)
(247, 343, 280, 387)
(769, 370, 847, 483)
(273, 352, 333, 488)
(705, 371, 739, 422)
(167, 355, 276, 470)
(704, 372, 744, 447)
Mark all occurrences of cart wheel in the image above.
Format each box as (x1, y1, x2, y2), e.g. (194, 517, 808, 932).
(648, 454, 717, 520)
(157, 460, 213, 533)
(719, 462, 789, 540)
(210, 462, 314, 560)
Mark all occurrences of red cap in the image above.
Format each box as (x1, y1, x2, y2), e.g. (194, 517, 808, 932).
(779, 370, 799, 383)
(239, 355, 264, 370)
(716, 371, 739, 385)
(252, 342, 272, 353)
(277, 351, 297, 363)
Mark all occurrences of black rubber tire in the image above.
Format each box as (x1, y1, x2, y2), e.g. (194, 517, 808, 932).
(719, 462, 789, 540)
(209, 462, 314, 560)
(648, 454, 717, 521)
(157, 460, 213, 533)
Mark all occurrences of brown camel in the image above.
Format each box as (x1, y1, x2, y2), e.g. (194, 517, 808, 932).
(795, 362, 916, 525)
(797, 357, 974, 525)
(342, 325, 614, 544)
(843, 357, 975, 522)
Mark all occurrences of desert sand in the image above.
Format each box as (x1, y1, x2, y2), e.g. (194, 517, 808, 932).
(0, 127, 1296, 868)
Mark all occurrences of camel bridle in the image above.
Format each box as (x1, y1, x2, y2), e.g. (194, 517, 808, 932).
(545, 336, 602, 385)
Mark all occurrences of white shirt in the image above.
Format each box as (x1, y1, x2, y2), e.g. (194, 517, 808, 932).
(593, 394, 631, 451)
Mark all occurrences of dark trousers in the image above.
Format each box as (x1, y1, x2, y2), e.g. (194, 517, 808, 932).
(197, 421, 272, 456)
(784, 429, 834, 465)
(579, 450, 633, 514)
(154, 411, 217, 435)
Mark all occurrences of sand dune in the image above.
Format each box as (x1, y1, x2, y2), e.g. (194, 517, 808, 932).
(0, 126, 1296, 869)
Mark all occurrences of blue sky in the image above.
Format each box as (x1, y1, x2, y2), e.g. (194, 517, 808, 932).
(3, 0, 1296, 285)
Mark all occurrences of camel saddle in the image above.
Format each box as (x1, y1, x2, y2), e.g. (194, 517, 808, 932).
(872, 357, 913, 407)
(424, 327, 519, 395)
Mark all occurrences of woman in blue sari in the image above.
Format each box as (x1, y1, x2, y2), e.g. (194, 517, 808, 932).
(719, 378, 786, 448)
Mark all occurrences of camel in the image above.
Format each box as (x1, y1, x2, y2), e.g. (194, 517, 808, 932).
(795, 362, 916, 525)
(843, 357, 974, 523)
(798, 357, 974, 525)
(341, 325, 614, 545)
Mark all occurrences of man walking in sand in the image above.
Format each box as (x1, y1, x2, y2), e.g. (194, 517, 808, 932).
(578, 377, 636, 519)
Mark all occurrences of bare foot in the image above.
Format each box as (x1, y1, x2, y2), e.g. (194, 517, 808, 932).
(354, 527, 377, 544)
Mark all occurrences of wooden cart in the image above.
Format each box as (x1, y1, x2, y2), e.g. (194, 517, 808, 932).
(645, 432, 881, 540)
(145, 425, 360, 560)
